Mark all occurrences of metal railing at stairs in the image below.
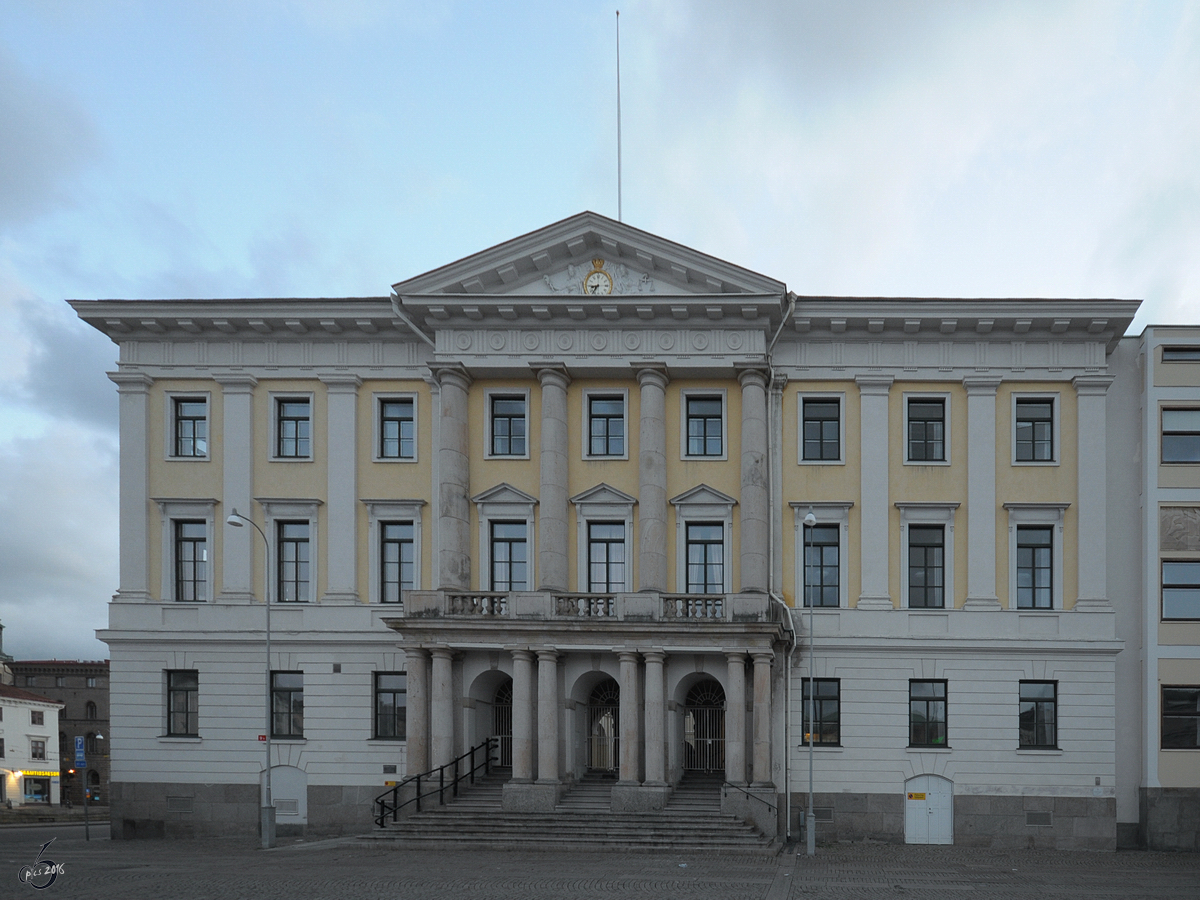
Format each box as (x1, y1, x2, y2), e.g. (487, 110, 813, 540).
(373, 738, 497, 827)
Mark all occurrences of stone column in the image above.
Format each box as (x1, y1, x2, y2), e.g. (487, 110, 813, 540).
(643, 650, 667, 786)
(430, 647, 455, 769)
(109, 372, 154, 602)
(634, 364, 670, 592)
(736, 365, 770, 593)
(215, 374, 257, 602)
(725, 652, 747, 785)
(430, 365, 472, 590)
(856, 375, 894, 608)
(510, 649, 535, 782)
(750, 651, 773, 786)
(618, 650, 641, 784)
(320, 374, 361, 602)
(963, 377, 1002, 609)
(534, 365, 571, 591)
(536, 649, 560, 784)
(1075, 376, 1115, 610)
(404, 647, 430, 775)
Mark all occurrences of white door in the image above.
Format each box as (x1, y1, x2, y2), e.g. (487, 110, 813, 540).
(904, 775, 953, 844)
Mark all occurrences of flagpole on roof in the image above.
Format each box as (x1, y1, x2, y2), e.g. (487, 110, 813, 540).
(616, 9, 622, 222)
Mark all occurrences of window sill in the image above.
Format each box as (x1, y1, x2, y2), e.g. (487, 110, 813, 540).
(799, 459, 846, 466)
(903, 460, 951, 467)
(159, 736, 201, 743)
(269, 457, 315, 463)
(367, 738, 407, 744)
(372, 457, 418, 464)
(796, 744, 843, 752)
(166, 456, 212, 463)
(1016, 748, 1062, 755)
(1012, 460, 1060, 467)
(271, 737, 307, 743)
(907, 746, 951, 753)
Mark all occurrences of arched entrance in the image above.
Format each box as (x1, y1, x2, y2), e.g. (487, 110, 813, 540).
(587, 678, 620, 771)
(904, 774, 953, 844)
(683, 679, 726, 773)
(493, 680, 513, 768)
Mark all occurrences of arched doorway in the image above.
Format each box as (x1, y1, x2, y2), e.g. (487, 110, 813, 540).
(683, 679, 726, 773)
(904, 774, 953, 844)
(587, 678, 620, 771)
(493, 680, 513, 768)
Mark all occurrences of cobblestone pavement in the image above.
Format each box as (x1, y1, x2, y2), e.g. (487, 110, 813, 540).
(2, 826, 1198, 899)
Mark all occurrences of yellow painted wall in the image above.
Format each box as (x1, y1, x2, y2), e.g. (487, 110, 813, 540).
(1157, 657, 1200, 787)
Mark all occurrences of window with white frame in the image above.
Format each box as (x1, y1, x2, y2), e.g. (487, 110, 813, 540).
(682, 391, 726, 459)
(153, 498, 217, 602)
(169, 394, 209, 459)
(799, 395, 844, 463)
(1019, 681, 1057, 748)
(1013, 395, 1058, 463)
(376, 395, 416, 461)
(584, 391, 628, 459)
(791, 503, 852, 609)
(1162, 686, 1200, 749)
(1004, 502, 1068, 610)
(487, 392, 529, 458)
(472, 483, 537, 591)
(274, 396, 313, 459)
(1162, 561, 1200, 620)
(1162, 408, 1200, 464)
(490, 522, 528, 591)
(570, 483, 636, 593)
(671, 484, 736, 594)
(904, 394, 949, 464)
(362, 499, 425, 606)
(31, 739, 46, 760)
(258, 498, 322, 604)
(897, 502, 958, 609)
(167, 669, 199, 737)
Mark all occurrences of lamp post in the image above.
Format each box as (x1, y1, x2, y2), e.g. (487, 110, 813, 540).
(226, 507, 275, 849)
(802, 509, 817, 857)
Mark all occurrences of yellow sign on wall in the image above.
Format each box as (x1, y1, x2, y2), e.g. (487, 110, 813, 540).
(907, 792, 926, 800)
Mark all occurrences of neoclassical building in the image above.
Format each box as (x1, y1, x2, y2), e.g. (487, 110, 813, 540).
(71, 212, 1197, 848)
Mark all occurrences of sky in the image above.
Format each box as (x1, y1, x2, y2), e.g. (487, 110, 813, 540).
(1, 0, 1198, 661)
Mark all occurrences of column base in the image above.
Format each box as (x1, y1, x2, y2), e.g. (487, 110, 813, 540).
(502, 781, 561, 812)
(611, 783, 670, 812)
(721, 785, 779, 838)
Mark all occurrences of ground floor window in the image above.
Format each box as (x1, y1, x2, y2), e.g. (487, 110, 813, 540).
(1019, 681, 1057, 748)
(24, 777, 50, 804)
(1162, 686, 1200, 748)
(910, 680, 947, 747)
(801, 678, 841, 744)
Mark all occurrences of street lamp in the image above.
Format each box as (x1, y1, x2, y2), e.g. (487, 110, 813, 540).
(226, 507, 275, 849)
(802, 509, 817, 857)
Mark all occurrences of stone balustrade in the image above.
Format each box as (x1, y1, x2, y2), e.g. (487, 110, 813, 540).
(404, 590, 771, 623)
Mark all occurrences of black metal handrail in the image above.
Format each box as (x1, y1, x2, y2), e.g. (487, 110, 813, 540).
(722, 781, 779, 813)
(373, 737, 497, 827)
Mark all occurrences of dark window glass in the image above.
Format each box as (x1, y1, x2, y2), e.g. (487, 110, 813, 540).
(686, 523, 724, 593)
(85, 701, 97, 720)
(491, 521, 527, 591)
(374, 672, 407, 739)
(55, 676, 65, 687)
(1016, 526, 1053, 609)
(167, 670, 199, 737)
(1019, 681, 1057, 748)
(910, 680, 947, 746)
(1163, 347, 1200, 361)
(174, 398, 208, 457)
(278, 522, 310, 602)
(802, 399, 840, 461)
(588, 522, 625, 592)
(271, 671, 304, 738)
(907, 399, 945, 462)
(175, 520, 207, 602)
(0, 738, 4, 757)
(381, 522, 414, 604)
(1163, 561, 1200, 620)
(31, 710, 44, 726)
(380, 399, 415, 459)
(87, 677, 97, 688)
(1163, 409, 1200, 463)
(31, 739, 46, 760)
(85, 732, 99, 754)
(589, 396, 625, 456)
(686, 396, 723, 456)
(803, 523, 840, 608)
(908, 526, 945, 609)
(490, 396, 526, 456)
(276, 399, 311, 458)
(1163, 687, 1200, 749)
(1015, 399, 1054, 462)
(801, 679, 840, 744)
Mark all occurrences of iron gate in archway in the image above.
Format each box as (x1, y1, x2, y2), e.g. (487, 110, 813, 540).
(683, 679, 726, 772)
(587, 678, 620, 771)
(493, 680, 513, 767)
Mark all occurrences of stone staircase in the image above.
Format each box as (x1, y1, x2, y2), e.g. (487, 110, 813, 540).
(365, 770, 774, 853)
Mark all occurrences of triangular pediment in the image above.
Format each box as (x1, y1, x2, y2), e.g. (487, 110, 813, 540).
(669, 484, 738, 507)
(393, 211, 785, 308)
(570, 483, 638, 506)
(470, 483, 539, 506)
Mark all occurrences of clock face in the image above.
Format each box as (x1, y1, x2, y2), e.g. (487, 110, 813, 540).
(584, 270, 613, 295)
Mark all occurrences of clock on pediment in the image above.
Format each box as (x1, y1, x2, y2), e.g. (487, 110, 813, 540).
(583, 259, 613, 295)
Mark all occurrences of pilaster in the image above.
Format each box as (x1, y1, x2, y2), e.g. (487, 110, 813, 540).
(856, 375, 894, 608)
(215, 374, 257, 602)
(429, 365, 472, 590)
(963, 376, 1002, 610)
(1074, 375, 1115, 611)
(319, 374, 361, 602)
(534, 364, 571, 591)
(109, 371, 155, 602)
(736, 365, 770, 593)
(634, 364, 670, 592)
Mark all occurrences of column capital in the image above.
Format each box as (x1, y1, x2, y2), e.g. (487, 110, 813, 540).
(402, 645, 430, 660)
(962, 375, 1002, 395)
(427, 363, 473, 392)
(735, 364, 770, 389)
(108, 370, 155, 392)
(725, 650, 747, 664)
(854, 373, 894, 394)
(535, 647, 560, 662)
(633, 362, 670, 390)
(617, 649, 641, 665)
(318, 373, 363, 391)
(750, 649, 775, 665)
(1072, 374, 1115, 396)
(429, 645, 457, 662)
(530, 363, 571, 389)
(508, 647, 536, 663)
(642, 649, 668, 664)
(213, 372, 258, 391)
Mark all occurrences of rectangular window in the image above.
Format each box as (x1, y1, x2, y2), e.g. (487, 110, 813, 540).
(173, 398, 208, 457)
(587, 522, 626, 592)
(490, 396, 527, 456)
(490, 521, 528, 591)
(374, 672, 407, 739)
(686, 396, 724, 457)
(55, 676, 65, 687)
(87, 677, 97, 688)
(907, 398, 946, 462)
(908, 526, 945, 609)
(686, 523, 724, 593)
(31, 710, 44, 726)
(167, 670, 199, 737)
(0, 738, 4, 758)
(801, 678, 840, 745)
(909, 680, 947, 747)
(278, 522, 310, 603)
(276, 398, 311, 458)
(588, 396, 625, 457)
(1162, 686, 1200, 749)
(803, 524, 840, 608)
(1016, 526, 1053, 609)
(1163, 561, 1200, 620)
(1163, 347, 1200, 361)
(380, 522, 415, 604)
(271, 671, 304, 738)
(802, 399, 840, 461)
(379, 398, 415, 459)
(174, 520, 208, 602)
(1015, 399, 1054, 462)
(24, 676, 34, 687)
(1019, 681, 1057, 748)
(1162, 409, 1200, 463)
(31, 740, 46, 761)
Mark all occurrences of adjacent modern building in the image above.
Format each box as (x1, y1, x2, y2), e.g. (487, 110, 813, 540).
(70, 212, 1199, 848)
(0, 684, 64, 806)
